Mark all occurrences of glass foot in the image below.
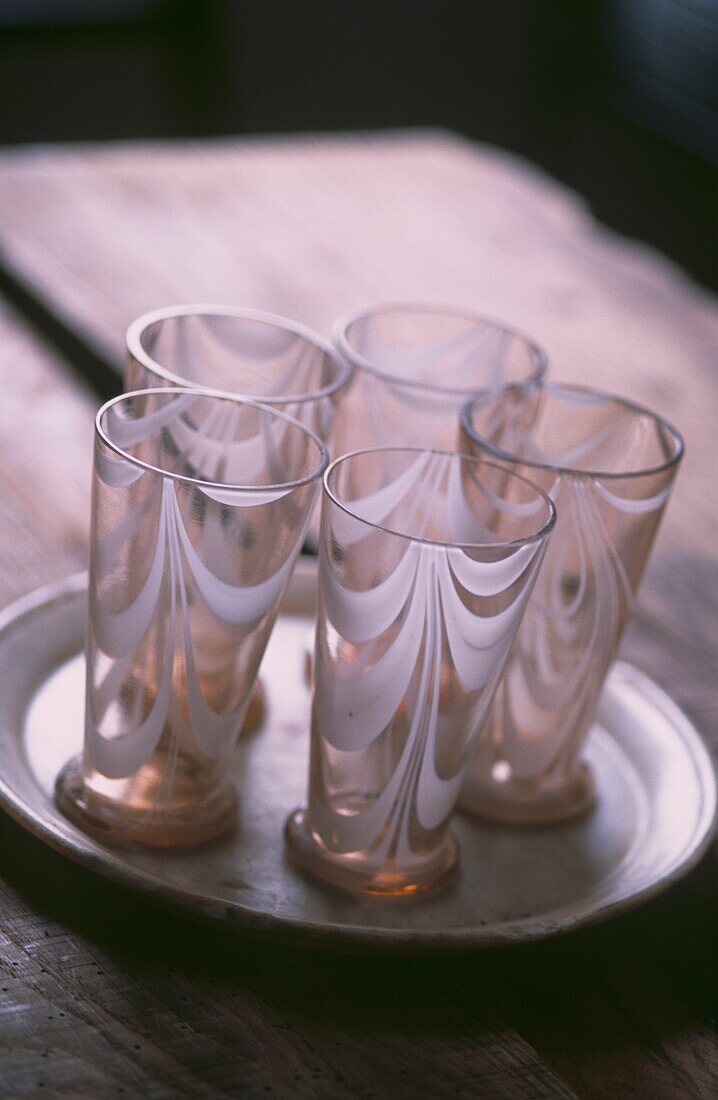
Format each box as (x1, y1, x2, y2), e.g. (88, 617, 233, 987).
(459, 761, 596, 825)
(55, 754, 238, 850)
(284, 807, 459, 896)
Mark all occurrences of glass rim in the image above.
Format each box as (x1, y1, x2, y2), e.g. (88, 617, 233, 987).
(332, 300, 548, 396)
(96, 386, 330, 493)
(323, 446, 556, 551)
(126, 304, 351, 405)
(461, 381, 685, 481)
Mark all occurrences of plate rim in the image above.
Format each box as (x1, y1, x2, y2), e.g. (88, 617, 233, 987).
(0, 570, 715, 952)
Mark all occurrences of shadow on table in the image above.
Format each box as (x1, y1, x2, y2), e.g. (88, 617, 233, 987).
(2, 807, 717, 1061)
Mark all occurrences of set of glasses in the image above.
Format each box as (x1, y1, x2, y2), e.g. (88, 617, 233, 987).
(55, 303, 684, 896)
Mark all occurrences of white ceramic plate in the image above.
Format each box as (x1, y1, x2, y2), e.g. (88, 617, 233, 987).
(0, 562, 715, 952)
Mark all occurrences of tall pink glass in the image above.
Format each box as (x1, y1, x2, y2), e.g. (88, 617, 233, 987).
(459, 382, 684, 824)
(56, 387, 327, 848)
(126, 305, 349, 724)
(285, 447, 555, 895)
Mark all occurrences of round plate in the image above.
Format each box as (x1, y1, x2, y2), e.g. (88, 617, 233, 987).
(0, 562, 715, 952)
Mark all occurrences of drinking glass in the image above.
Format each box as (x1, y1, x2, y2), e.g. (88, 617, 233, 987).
(459, 382, 684, 824)
(285, 447, 555, 894)
(56, 387, 328, 848)
(332, 302, 546, 455)
(126, 305, 349, 724)
(126, 305, 350, 444)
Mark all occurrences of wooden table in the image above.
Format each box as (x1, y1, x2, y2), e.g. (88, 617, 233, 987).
(0, 131, 716, 1099)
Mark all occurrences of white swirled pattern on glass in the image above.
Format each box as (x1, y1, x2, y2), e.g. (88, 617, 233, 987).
(285, 448, 555, 895)
(56, 387, 326, 849)
(459, 383, 684, 824)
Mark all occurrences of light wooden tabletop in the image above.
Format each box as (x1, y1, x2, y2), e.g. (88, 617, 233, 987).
(0, 131, 716, 1098)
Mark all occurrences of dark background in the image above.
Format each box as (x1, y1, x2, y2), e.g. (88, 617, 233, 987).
(1, 0, 716, 287)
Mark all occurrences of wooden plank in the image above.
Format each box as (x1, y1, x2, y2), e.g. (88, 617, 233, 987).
(0, 813, 581, 1100)
(476, 887, 718, 1100)
(0, 131, 713, 380)
(0, 297, 93, 602)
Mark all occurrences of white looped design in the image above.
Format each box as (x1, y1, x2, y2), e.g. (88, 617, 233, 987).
(482, 470, 671, 782)
(86, 401, 312, 780)
(311, 455, 546, 865)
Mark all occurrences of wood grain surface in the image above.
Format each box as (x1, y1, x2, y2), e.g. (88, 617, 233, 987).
(0, 132, 716, 1098)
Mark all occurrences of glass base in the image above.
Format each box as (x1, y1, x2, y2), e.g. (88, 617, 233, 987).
(284, 807, 459, 896)
(459, 760, 596, 825)
(55, 754, 238, 850)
